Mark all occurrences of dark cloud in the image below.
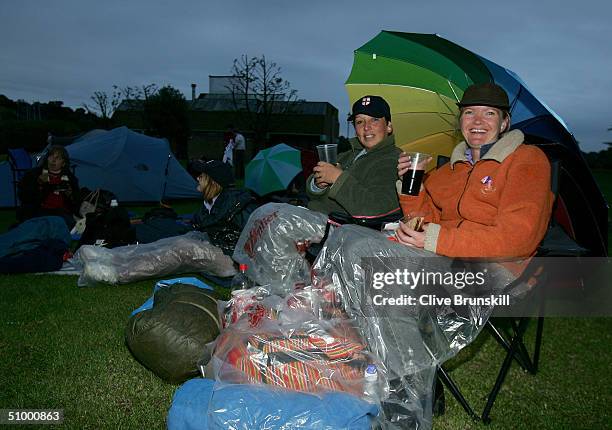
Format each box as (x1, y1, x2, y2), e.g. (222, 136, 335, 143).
(1, 0, 610, 151)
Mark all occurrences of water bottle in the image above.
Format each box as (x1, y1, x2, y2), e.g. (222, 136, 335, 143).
(230, 263, 254, 293)
(363, 364, 380, 404)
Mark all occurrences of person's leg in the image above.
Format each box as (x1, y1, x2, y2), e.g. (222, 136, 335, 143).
(235, 150, 245, 179)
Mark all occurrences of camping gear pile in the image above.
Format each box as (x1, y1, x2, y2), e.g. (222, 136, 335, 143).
(0, 216, 71, 273)
(124, 204, 502, 429)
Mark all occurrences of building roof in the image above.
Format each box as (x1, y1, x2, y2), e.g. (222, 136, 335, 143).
(117, 97, 337, 116)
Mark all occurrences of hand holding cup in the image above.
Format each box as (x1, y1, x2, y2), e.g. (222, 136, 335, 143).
(313, 162, 342, 187)
(398, 152, 432, 196)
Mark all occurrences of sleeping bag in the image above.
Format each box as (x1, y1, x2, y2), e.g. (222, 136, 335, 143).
(125, 283, 220, 383)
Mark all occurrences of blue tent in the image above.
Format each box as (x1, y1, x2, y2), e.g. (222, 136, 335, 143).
(0, 161, 17, 207)
(65, 127, 200, 203)
(0, 127, 200, 207)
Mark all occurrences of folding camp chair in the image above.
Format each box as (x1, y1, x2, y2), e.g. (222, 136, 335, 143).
(436, 159, 589, 423)
(7, 148, 33, 206)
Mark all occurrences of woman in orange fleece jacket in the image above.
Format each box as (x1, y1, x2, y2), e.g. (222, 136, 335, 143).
(396, 83, 553, 263)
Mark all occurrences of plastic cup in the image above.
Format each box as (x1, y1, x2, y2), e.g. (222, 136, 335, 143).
(316, 144, 338, 164)
(401, 152, 431, 196)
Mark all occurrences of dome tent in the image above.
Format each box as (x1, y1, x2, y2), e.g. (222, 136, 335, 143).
(66, 126, 200, 202)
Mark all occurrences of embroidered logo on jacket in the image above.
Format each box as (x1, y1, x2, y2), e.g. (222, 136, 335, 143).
(480, 175, 495, 195)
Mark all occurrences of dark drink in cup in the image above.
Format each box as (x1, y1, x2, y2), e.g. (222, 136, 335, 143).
(401, 169, 425, 195)
(401, 152, 430, 196)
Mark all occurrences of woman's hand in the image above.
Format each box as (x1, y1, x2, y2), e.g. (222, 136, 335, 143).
(313, 162, 342, 188)
(395, 221, 427, 248)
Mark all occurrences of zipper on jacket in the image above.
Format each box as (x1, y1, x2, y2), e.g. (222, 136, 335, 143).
(456, 163, 474, 227)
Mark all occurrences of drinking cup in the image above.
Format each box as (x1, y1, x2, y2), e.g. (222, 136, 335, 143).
(316, 144, 338, 164)
(401, 152, 431, 196)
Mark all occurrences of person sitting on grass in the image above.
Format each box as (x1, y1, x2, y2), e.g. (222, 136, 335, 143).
(17, 145, 80, 229)
(188, 159, 257, 253)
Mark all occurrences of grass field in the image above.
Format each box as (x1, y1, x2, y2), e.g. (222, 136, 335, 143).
(1, 175, 611, 429)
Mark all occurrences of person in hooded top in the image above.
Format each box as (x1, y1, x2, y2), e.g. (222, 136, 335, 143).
(17, 145, 80, 229)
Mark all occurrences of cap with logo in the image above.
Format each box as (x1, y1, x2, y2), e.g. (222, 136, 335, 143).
(348, 95, 391, 122)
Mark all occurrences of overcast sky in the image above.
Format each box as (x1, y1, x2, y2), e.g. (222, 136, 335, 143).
(1, 0, 610, 152)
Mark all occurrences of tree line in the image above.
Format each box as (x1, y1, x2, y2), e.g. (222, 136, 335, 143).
(0, 85, 191, 159)
(0, 54, 302, 159)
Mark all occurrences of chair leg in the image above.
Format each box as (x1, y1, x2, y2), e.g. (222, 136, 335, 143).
(437, 367, 480, 421)
(487, 320, 531, 371)
(481, 317, 531, 423)
(510, 319, 536, 373)
(532, 317, 544, 374)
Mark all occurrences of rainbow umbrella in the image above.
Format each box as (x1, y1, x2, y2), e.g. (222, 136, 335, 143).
(345, 31, 578, 156)
(245, 143, 302, 196)
(345, 31, 607, 255)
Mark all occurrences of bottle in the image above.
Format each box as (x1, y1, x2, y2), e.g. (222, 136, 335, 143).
(363, 364, 380, 404)
(224, 264, 255, 327)
(230, 263, 254, 293)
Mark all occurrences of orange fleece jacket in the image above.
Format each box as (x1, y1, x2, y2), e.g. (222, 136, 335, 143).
(399, 130, 553, 261)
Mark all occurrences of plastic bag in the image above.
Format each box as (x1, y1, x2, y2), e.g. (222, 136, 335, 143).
(74, 231, 236, 286)
(310, 224, 514, 429)
(232, 203, 328, 294)
(211, 286, 388, 403)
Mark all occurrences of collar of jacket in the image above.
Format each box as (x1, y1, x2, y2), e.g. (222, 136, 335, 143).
(450, 129, 524, 169)
(348, 134, 396, 154)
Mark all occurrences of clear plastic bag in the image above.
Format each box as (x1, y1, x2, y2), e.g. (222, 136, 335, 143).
(310, 224, 514, 429)
(212, 286, 389, 404)
(232, 203, 328, 294)
(74, 231, 236, 286)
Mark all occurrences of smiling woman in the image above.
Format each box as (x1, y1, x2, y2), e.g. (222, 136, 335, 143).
(396, 82, 553, 264)
(306, 95, 401, 217)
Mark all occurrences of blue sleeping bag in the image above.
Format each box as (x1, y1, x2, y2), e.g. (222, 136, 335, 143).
(0, 216, 70, 259)
(167, 378, 378, 430)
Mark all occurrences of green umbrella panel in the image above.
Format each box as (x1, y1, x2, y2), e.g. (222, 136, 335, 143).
(245, 143, 302, 196)
(345, 31, 494, 159)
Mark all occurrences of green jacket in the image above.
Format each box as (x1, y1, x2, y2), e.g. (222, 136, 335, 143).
(306, 135, 401, 216)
